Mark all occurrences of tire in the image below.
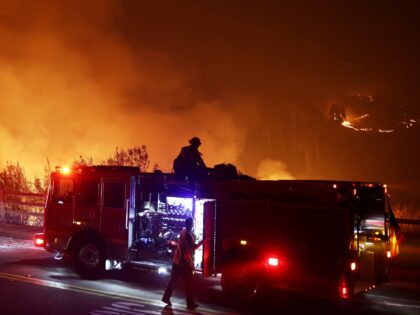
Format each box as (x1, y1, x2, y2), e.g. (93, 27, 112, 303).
(221, 267, 260, 302)
(73, 239, 105, 278)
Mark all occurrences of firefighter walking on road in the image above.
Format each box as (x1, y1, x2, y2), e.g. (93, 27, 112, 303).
(162, 217, 205, 310)
(173, 137, 208, 182)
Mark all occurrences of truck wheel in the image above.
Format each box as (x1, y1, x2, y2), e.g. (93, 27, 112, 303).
(73, 239, 105, 277)
(221, 268, 259, 301)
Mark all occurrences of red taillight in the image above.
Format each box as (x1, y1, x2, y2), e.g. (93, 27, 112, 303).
(35, 238, 44, 246)
(350, 261, 357, 271)
(268, 257, 279, 266)
(339, 281, 349, 298)
(34, 234, 44, 247)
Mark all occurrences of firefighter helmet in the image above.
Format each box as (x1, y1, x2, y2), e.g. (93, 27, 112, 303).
(189, 137, 201, 146)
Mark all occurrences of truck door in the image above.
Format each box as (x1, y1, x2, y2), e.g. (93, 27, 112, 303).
(203, 201, 217, 277)
(48, 177, 74, 235)
(127, 176, 137, 249)
(101, 179, 129, 259)
(74, 179, 101, 230)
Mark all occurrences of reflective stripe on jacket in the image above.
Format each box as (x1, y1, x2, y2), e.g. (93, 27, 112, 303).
(173, 228, 195, 268)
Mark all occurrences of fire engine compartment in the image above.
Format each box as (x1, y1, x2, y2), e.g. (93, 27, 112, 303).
(129, 191, 208, 271)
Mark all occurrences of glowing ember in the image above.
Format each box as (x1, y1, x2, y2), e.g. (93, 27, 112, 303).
(339, 114, 396, 133)
(329, 95, 418, 134)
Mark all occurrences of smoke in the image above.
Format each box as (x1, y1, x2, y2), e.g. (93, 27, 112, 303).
(256, 158, 294, 180)
(1, 1, 419, 211)
(0, 1, 247, 178)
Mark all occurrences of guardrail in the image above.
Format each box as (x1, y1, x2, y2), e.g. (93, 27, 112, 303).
(396, 218, 420, 239)
(0, 190, 46, 227)
(396, 218, 420, 225)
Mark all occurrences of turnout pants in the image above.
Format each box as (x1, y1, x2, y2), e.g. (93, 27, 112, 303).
(163, 263, 195, 305)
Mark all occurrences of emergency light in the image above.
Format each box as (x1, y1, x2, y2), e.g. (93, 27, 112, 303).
(55, 166, 71, 174)
(34, 233, 44, 247)
(35, 238, 44, 246)
(268, 257, 279, 267)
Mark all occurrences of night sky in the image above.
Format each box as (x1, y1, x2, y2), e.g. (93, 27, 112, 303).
(0, 1, 419, 207)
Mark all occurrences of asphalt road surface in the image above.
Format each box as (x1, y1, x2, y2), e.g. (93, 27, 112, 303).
(0, 224, 420, 315)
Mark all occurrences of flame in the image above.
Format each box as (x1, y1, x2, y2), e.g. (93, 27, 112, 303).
(341, 119, 362, 131)
(341, 113, 395, 133)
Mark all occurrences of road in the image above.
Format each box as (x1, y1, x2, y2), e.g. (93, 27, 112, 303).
(0, 224, 420, 315)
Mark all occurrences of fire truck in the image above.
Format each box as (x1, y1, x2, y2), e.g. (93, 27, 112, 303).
(34, 166, 399, 300)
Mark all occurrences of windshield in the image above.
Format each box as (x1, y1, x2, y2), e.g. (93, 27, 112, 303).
(51, 177, 74, 204)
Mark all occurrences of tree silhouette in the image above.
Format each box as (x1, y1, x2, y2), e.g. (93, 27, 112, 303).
(70, 146, 151, 172)
(0, 162, 30, 192)
(72, 155, 94, 168)
(104, 145, 150, 172)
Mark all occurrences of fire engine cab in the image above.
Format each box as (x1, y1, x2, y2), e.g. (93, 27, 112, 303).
(35, 166, 399, 301)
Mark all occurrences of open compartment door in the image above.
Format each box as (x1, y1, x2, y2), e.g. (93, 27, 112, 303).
(128, 175, 137, 249)
(203, 201, 216, 277)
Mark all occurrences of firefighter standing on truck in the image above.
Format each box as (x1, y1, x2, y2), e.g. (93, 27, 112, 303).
(173, 137, 208, 182)
(162, 217, 204, 310)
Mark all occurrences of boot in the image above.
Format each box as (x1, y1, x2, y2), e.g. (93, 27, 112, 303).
(187, 300, 199, 310)
(162, 290, 172, 306)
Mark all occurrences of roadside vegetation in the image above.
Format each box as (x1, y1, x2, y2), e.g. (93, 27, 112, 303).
(0, 145, 153, 194)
